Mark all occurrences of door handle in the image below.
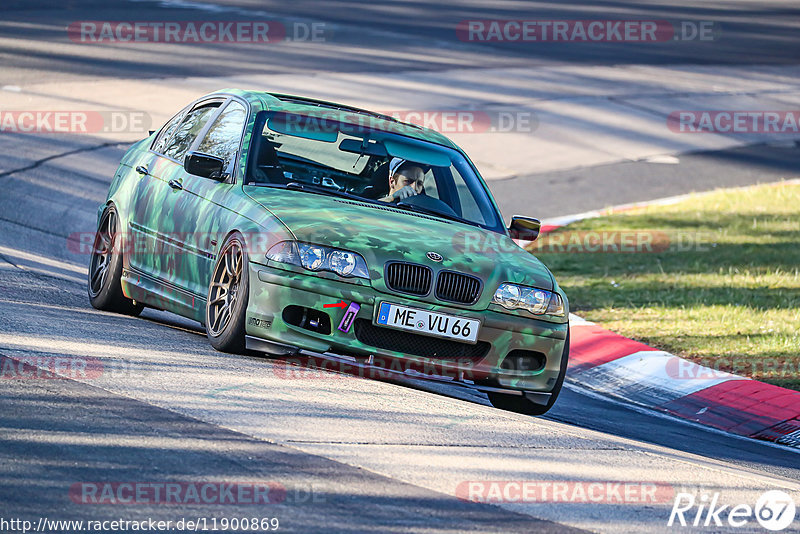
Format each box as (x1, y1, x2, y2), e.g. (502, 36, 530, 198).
(135, 165, 149, 176)
(168, 179, 183, 191)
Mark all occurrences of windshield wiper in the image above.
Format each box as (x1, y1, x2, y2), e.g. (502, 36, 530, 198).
(394, 201, 470, 225)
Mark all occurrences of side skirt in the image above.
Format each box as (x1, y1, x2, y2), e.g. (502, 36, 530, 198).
(121, 267, 206, 324)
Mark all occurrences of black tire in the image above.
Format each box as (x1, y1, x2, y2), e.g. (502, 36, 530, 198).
(488, 329, 570, 416)
(206, 232, 249, 353)
(88, 205, 144, 316)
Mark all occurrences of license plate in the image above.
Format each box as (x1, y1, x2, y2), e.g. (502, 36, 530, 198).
(375, 302, 480, 344)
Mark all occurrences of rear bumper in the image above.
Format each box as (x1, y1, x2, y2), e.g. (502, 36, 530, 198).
(245, 263, 568, 393)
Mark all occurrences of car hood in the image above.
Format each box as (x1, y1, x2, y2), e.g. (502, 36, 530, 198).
(245, 187, 554, 293)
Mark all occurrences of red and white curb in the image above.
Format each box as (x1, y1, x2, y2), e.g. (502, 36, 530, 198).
(538, 183, 800, 449)
(566, 315, 800, 449)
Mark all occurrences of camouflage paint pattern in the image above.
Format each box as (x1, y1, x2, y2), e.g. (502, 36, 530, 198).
(101, 89, 569, 394)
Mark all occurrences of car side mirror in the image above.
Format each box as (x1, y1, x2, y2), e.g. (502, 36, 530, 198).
(184, 152, 227, 180)
(509, 216, 541, 241)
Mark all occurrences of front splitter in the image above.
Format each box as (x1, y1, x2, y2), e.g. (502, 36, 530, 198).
(245, 335, 552, 406)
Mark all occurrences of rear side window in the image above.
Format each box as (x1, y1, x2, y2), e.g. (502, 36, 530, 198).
(162, 104, 219, 163)
(152, 109, 187, 154)
(196, 101, 247, 171)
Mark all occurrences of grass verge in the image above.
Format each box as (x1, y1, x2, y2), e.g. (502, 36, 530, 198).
(530, 181, 800, 390)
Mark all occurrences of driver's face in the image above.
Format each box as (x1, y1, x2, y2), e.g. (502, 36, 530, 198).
(389, 167, 424, 195)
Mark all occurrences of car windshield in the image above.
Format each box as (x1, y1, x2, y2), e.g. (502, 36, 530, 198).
(246, 110, 505, 233)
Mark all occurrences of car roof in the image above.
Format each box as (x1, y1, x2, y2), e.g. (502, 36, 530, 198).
(210, 88, 458, 149)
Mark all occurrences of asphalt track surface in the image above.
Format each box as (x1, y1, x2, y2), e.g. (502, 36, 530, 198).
(2, 0, 799, 86)
(2, 1, 800, 532)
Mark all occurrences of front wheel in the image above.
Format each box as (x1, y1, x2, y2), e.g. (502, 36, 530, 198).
(88, 205, 144, 316)
(488, 329, 570, 416)
(206, 232, 249, 353)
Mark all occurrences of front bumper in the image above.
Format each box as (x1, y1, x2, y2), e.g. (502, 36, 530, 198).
(245, 262, 568, 393)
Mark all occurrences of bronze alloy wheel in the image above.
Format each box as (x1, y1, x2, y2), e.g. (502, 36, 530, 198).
(87, 205, 143, 316)
(88, 208, 117, 298)
(207, 239, 244, 337)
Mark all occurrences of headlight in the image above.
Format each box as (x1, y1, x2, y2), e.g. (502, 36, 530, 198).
(328, 250, 358, 276)
(266, 241, 369, 279)
(492, 283, 565, 317)
(493, 283, 520, 309)
(300, 245, 325, 271)
(521, 288, 550, 314)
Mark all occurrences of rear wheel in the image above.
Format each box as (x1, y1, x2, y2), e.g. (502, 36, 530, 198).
(88, 206, 144, 316)
(206, 233, 249, 354)
(488, 329, 570, 416)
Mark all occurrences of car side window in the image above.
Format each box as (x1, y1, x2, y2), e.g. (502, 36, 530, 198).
(151, 109, 187, 154)
(162, 104, 219, 163)
(196, 101, 247, 172)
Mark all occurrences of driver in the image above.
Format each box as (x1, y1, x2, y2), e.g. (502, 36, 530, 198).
(379, 158, 425, 202)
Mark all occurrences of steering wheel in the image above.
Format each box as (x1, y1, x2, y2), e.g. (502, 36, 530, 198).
(397, 193, 458, 217)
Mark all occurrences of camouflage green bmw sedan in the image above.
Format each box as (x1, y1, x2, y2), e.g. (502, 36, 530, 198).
(89, 89, 570, 415)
